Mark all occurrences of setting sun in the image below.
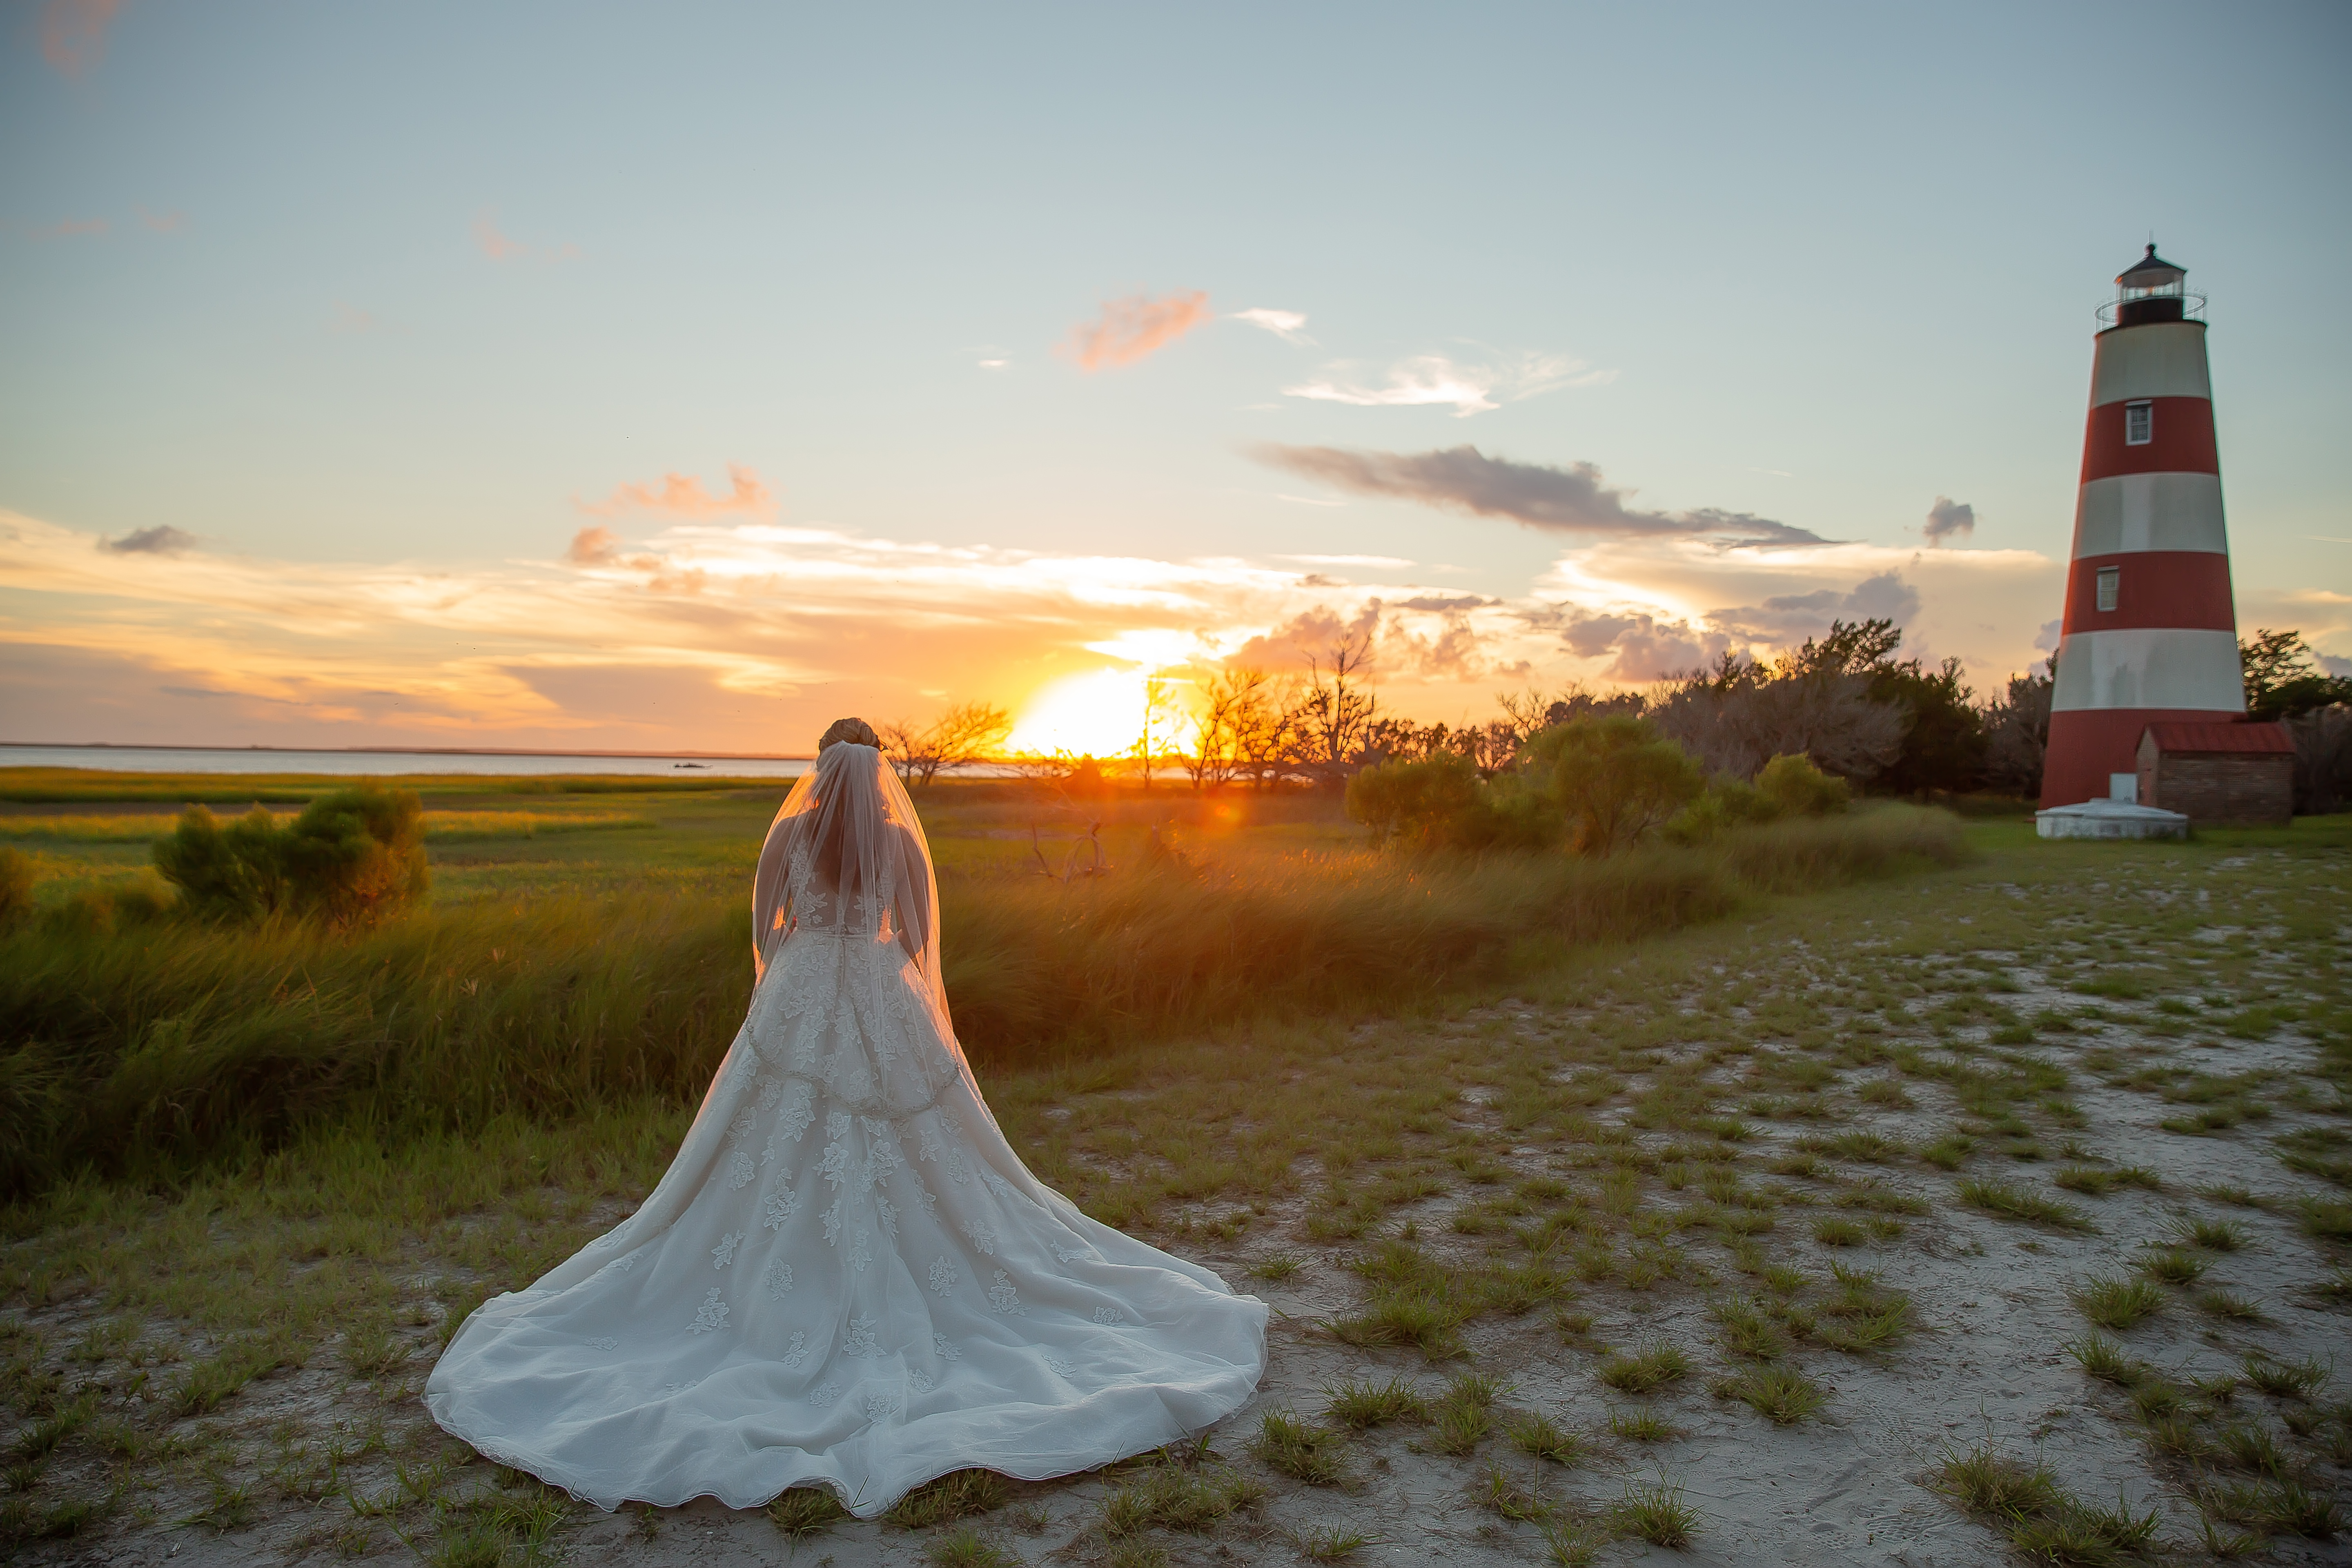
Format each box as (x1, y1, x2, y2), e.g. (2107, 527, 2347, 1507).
(1003, 667, 1158, 758)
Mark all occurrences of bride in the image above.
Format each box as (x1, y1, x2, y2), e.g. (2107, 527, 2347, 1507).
(425, 722, 1268, 1515)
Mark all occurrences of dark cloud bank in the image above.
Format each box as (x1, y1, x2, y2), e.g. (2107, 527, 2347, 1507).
(1251, 443, 1827, 546)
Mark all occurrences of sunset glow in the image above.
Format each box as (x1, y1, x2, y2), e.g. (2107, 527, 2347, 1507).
(0, 9, 2341, 753)
(1004, 668, 1158, 760)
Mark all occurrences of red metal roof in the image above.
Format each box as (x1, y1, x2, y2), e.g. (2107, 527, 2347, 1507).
(2142, 721, 2294, 755)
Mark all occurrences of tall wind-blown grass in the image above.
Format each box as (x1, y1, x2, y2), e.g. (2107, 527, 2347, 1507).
(0, 806, 1961, 1194)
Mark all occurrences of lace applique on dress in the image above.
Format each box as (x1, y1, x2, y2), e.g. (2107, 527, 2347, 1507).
(811, 1378, 841, 1407)
(1093, 1307, 1124, 1325)
(822, 1194, 846, 1246)
(599, 1252, 640, 1281)
(933, 1332, 962, 1360)
(987, 1270, 1028, 1315)
(778, 1081, 815, 1145)
(964, 1218, 1000, 1256)
(1052, 1244, 1088, 1264)
(726, 1150, 756, 1191)
(980, 1168, 1013, 1200)
(763, 1259, 793, 1299)
(688, 1289, 729, 1336)
(712, 1233, 741, 1269)
(727, 1108, 757, 1146)
(1043, 1351, 1076, 1378)
(915, 1185, 939, 1221)
(762, 1187, 802, 1231)
(586, 1231, 621, 1251)
(780, 1330, 808, 1369)
(590, 1336, 617, 1352)
(876, 1196, 898, 1239)
(865, 1390, 900, 1421)
(846, 1226, 873, 1274)
(928, 1256, 957, 1297)
(757, 1075, 786, 1114)
(909, 1367, 935, 1394)
(844, 1314, 882, 1357)
(824, 1109, 852, 1143)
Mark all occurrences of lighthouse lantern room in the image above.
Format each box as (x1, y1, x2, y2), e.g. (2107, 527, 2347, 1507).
(2040, 245, 2246, 810)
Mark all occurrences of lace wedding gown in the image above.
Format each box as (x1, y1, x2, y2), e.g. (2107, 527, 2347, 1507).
(425, 743, 1268, 1516)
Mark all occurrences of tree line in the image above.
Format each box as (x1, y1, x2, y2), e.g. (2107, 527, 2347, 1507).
(882, 622, 2350, 811)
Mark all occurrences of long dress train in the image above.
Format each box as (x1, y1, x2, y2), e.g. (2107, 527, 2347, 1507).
(424, 752, 1268, 1516)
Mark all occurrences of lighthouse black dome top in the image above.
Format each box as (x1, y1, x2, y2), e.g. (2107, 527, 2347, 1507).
(2119, 243, 2187, 288)
(2112, 241, 2196, 328)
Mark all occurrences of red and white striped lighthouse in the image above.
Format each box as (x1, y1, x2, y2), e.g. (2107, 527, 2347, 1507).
(2041, 245, 2245, 808)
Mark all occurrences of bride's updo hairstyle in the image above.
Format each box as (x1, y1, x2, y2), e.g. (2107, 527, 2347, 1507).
(817, 717, 880, 752)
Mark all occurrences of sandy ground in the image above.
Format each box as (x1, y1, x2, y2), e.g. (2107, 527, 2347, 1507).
(13, 845, 2352, 1566)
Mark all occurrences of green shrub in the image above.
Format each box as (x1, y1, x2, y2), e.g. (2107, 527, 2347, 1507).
(0, 848, 33, 930)
(1756, 753, 1850, 817)
(154, 785, 426, 924)
(1525, 716, 1704, 856)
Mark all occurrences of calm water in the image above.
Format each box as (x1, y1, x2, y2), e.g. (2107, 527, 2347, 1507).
(0, 744, 813, 780)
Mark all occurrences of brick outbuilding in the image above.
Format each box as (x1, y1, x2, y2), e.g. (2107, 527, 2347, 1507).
(2134, 721, 2294, 825)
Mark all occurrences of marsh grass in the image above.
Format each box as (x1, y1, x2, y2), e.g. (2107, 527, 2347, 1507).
(2136, 1248, 2208, 1285)
(2072, 1276, 2167, 1331)
(2067, 1334, 2150, 1387)
(1610, 1479, 1698, 1548)
(1252, 1414, 1349, 1488)
(926, 1527, 1021, 1568)
(1938, 1444, 2156, 1563)
(1429, 1373, 1502, 1457)
(767, 1487, 849, 1540)
(1099, 1463, 1263, 1536)
(2172, 1217, 2250, 1252)
(1505, 1411, 1588, 1466)
(1596, 1342, 1690, 1396)
(1711, 1365, 1825, 1425)
(2054, 1165, 2163, 1196)
(1322, 1376, 1428, 1431)
(886, 1470, 1009, 1529)
(2239, 1354, 2327, 1401)
(0, 802, 1965, 1194)
(1957, 1178, 2095, 1232)
(1606, 1408, 1686, 1443)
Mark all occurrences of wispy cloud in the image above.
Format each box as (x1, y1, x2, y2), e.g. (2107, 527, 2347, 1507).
(472, 208, 579, 264)
(99, 525, 198, 556)
(1252, 443, 1828, 547)
(135, 207, 185, 233)
(1924, 495, 1976, 547)
(1062, 290, 1213, 371)
(1232, 307, 1312, 345)
(40, 0, 121, 78)
(1278, 553, 1415, 568)
(576, 465, 775, 519)
(1284, 351, 1610, 417)
(32, 217, 109, 240)
(473, 209, 528, 261)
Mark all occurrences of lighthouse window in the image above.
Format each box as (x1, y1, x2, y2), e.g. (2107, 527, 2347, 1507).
(2096, 566, 2120, 612)
(2124, 401, 2153, 445)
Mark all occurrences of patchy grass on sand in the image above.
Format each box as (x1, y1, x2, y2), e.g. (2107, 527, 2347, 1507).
(3, 795, 2349, 1565)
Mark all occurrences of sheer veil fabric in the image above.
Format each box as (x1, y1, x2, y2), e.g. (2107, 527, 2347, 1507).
(424, 742, 1268, 1515)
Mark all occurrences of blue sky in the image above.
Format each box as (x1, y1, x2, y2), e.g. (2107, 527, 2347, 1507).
(2, 1, 2345, 752)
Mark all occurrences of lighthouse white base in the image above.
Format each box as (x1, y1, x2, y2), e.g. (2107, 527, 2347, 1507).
(2035, 799, 2190, 841)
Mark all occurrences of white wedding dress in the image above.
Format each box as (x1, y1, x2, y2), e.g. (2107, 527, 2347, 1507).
(425, 743, 1267, 1516)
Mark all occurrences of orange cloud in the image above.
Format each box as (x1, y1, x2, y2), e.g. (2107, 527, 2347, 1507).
(577, 464, 775, 519)
(1063, 290, 1212, 371)
(33, 218, 109, 239)
(567, 526, 621, 566)
(41, 0, 121, 78)
(136, 207, 186, 233)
